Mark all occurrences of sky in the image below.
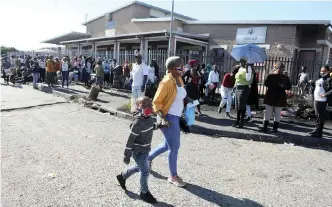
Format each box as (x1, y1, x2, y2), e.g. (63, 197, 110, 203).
(0, 0, 331, 50)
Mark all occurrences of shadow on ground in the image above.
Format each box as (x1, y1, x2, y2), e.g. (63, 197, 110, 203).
(191, 114, 332, 151)
(150, 171, 264, 207)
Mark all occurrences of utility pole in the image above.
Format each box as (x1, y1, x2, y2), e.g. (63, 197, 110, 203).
(167, 0, 175, 57)
(84, 14, 88, 23)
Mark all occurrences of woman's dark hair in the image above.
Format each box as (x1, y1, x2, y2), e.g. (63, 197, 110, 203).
(323, 65, 329, 70)
(201, 64, 206, 69)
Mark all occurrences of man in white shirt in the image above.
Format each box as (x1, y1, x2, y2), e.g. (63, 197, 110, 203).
(38, 57, 46, 83)
(130, 54, 149, 112)
(309, 66, 332, 138)
(208, 65, 220, 103)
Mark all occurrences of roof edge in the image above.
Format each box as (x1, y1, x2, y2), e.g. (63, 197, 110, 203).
(82, 0, 196, 26)
(184, 20, 332, 25)
(41, 31, 91, 44)
(60, 30, 168, 44)
(131, 17, 187, 23)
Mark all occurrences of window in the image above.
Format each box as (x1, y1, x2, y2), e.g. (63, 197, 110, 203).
(108, 13, 112, 22)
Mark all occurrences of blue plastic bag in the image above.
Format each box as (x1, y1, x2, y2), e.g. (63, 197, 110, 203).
(184, 106, 195, 126)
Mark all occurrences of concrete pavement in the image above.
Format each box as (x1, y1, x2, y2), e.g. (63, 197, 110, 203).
(1, 83, 67, 111)
(2, 84, 332, 206)
(27, 83, 332, 146)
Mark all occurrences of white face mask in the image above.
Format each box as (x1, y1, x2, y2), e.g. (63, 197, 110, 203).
(320, 72, 327, 76)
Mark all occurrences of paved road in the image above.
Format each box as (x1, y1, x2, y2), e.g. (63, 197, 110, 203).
(1, 84, 332, 207)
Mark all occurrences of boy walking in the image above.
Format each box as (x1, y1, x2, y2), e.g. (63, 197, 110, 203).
(116, 96, 157, 203)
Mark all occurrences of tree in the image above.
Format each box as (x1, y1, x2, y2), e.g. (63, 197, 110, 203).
(1, 46, 19, 55)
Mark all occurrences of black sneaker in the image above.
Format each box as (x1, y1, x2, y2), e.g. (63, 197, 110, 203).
(116, 174, 126, 190)
(232, 121, 239, 127)
(140, 191, 157, 203)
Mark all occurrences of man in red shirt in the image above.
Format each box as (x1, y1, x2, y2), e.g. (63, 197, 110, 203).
(218, 65, 240, 118)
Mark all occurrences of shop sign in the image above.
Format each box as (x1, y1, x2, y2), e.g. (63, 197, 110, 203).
(236, 26, 267, 44)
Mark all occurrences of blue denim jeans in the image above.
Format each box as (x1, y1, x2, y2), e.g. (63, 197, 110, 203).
(122, 152, 150, 193)
(62, 71, 69, 87)
(32, 73, 39, 88)
(148, 114, 180, 177)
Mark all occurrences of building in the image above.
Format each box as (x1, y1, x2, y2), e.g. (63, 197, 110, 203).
(43, 0, 332, 75)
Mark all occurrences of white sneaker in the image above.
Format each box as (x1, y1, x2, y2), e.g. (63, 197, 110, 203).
(167, 176, 186, 187)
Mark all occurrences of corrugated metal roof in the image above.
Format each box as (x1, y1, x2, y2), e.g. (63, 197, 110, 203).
(41, 31, 91, 45)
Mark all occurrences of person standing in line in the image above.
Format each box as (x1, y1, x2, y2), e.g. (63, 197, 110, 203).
(245, 66, 259, 122)
(308, 66, 332, 138)
(148, 56, 189, 188)
(2, 57, 11, 84)
(54, 57, 61, 84)
(218, 65, 239, 118)
(38, 57, 46, 83)
(297, 66, 309, 95)
(260, 62, 291, 133)
(46, 55, 55, 87)
(31, 58, 40, 89)
(182, 60, 202, 115)
(130, 54, 149, 112)
(102, 58, 110, 88)
(95, 60, 104, 89)
(232, 58, 253, 128)
(116, 96, 158, 204)
(208, 64, 220, 104)
(61, 57, 69, 88)
(110, 59, 117, 85)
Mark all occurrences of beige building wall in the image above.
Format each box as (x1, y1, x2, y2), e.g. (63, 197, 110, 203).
(183, 24, 297, 57)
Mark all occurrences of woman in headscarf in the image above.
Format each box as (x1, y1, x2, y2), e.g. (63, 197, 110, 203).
(182, 59, 202, 115)
(260, 62, 291, 133)
(148, 56, 188, 187)
(233, 58, 253, 128)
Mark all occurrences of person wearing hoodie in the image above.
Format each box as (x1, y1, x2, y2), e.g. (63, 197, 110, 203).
(116, 96, 158, 204)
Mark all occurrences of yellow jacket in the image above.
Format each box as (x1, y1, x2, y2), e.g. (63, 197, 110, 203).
(153, 73, 184, 116)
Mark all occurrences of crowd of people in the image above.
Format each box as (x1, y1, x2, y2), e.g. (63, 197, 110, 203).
(117, 55, 332, 204)
(1, 54, 160, 91)
(1, 52, 332, 204)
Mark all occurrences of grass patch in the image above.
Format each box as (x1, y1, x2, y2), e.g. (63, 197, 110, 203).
(117, 102, 131, 113)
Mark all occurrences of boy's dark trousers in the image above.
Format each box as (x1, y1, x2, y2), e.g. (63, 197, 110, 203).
(122, 152, 150, 193)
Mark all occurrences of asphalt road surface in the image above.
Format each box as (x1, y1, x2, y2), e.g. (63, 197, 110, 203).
(1, 84, 332, 207)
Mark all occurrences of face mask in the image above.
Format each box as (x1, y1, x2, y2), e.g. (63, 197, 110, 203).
(320, 72, 327, 77)
(142, 108, 153, 117)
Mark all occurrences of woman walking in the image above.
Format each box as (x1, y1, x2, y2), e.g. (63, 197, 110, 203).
(233, 58, 253, 128)
(260, 62, 291, 133)
(148, 56, 188, 187)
